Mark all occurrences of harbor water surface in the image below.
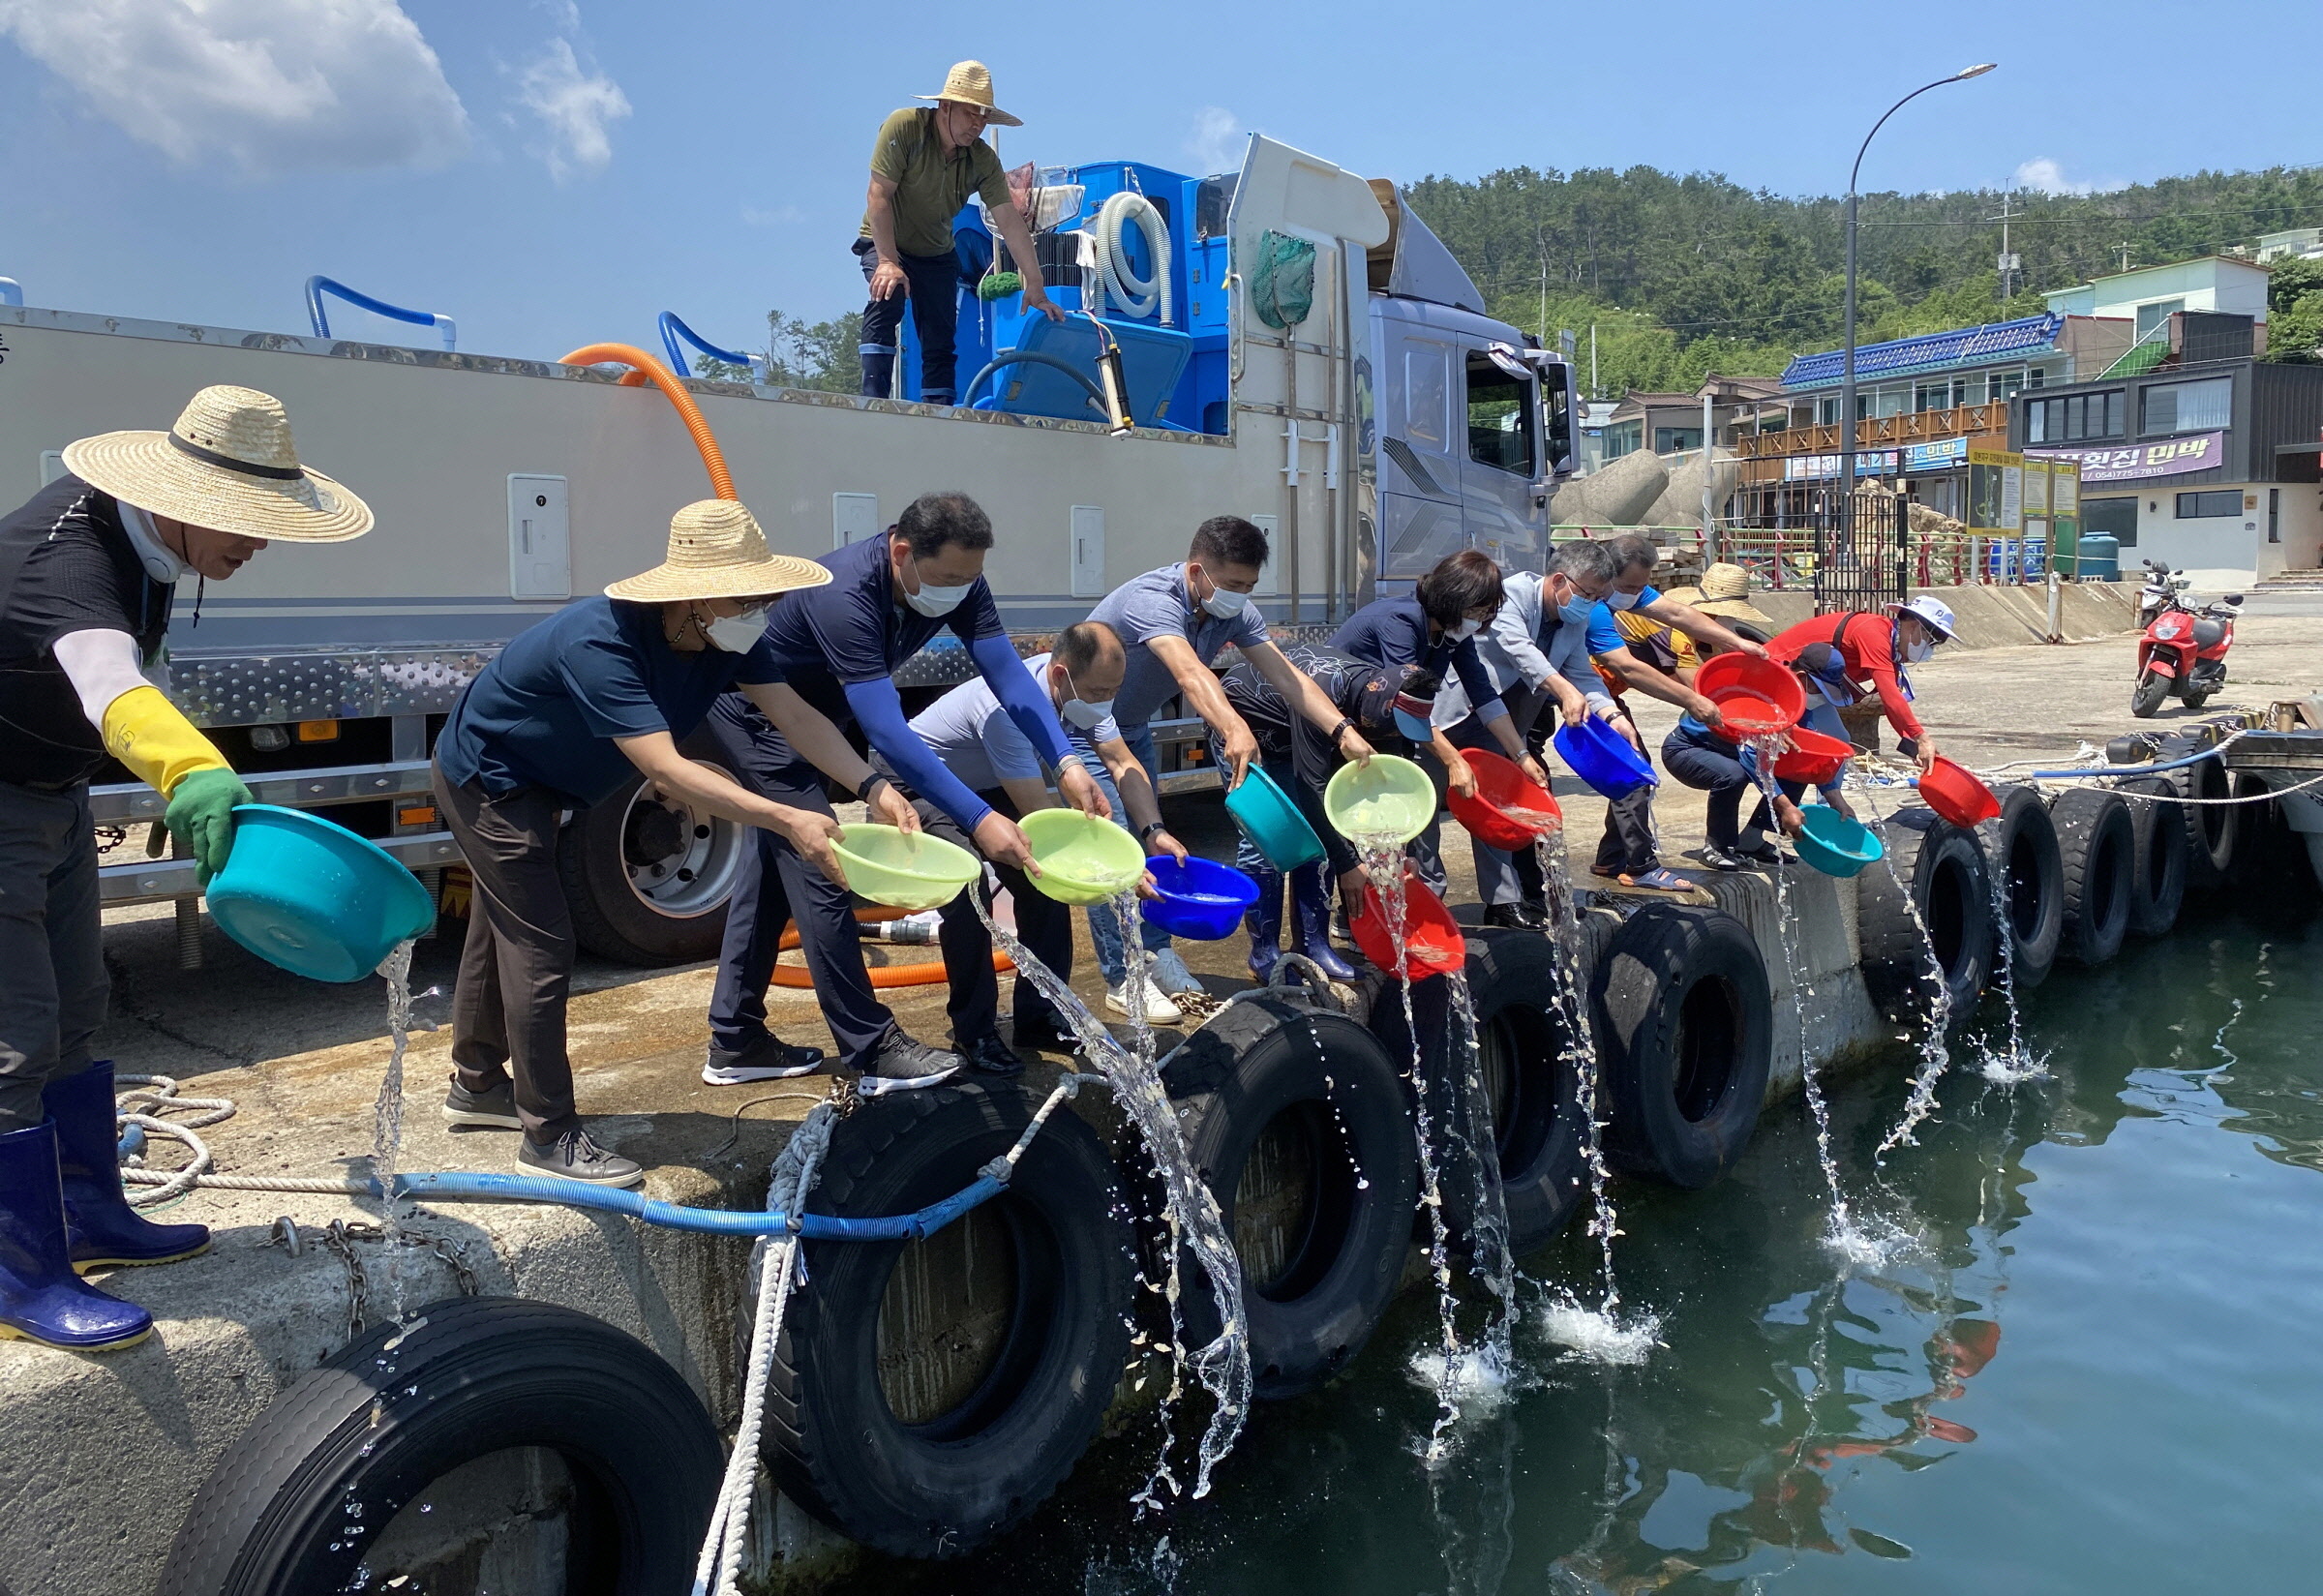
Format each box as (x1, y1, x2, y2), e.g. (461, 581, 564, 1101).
(842, 912, 2320, 1594)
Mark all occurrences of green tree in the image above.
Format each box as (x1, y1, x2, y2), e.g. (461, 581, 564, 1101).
(694, 309, 863, 391)
(2267, 256, 2323, 362)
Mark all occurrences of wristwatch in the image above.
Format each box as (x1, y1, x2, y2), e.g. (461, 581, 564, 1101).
(1327, 715, 1355, 746)
(854, 771, 890, 804)
(1138, 820, 1168, 843)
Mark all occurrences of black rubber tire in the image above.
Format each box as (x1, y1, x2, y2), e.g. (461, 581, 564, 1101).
(1367, 929, 1589, 1258)
(1587, 905, 1773, 1190)
(1977, 786, 2064, 990)
(2158, 733, 2238, 892)
(1858, 807, 1995, 1029)
(2183, 692, 2211, 711)
(2051, 788, 2135, 966)
(1165, 992, 1418, 1399)
(161, 1296, 723, 1596)
(2117, 776, 2188, 939)
(2223, 776, 2323, 919)
(2130, 671, 2169, 718)
(764, 1081, 1132, 1559)
(557, 759, 741, 966)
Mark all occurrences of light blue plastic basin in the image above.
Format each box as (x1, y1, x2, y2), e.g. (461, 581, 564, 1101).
(203, 805, 435, 981)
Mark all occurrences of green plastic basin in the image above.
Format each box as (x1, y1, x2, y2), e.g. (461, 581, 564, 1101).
(831, 824, 981, 913)
(1018, 808, 1147, 905)
(1324, 755, 1436, 848)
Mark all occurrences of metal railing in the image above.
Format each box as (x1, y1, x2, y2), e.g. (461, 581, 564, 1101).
(306, 276, 457, 351)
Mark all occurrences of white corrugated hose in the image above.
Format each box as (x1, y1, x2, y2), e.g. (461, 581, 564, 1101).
(1095, 190, 1171, 324)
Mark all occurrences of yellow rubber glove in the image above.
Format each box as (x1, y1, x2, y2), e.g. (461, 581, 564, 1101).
(102, 685, 251, 884)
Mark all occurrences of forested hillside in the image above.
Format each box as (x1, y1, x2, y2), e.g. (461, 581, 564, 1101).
(1402, 165, 2323, 395)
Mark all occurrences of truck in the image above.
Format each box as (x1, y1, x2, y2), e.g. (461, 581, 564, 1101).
(0, 134, 1577, 966)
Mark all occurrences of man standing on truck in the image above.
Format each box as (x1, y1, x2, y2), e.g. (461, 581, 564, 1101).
(858, 60, 1064, 404)
(432, 500, 913, 1188)
(0, 385, 371, 1350)
(1077, 516, 1375, 1022)
(707, 493, 1107, 1092)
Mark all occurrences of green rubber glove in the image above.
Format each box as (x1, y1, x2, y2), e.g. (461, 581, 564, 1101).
(166, 767, 254, 887)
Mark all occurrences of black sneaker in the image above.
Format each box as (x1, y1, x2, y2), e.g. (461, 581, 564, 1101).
(441, 1076, 521, 1130)
(517, 1127, 644, 1188)
(1483, 902, 1550, 931)
(961, 1035, 1027, 1079)
(1736, 841, 1789, 866)
(1009, 1011, 1072, 1052)
(855, 1032, 963, 1099)
(702, 1033, 827, 1086)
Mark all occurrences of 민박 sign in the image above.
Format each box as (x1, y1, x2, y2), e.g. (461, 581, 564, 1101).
(1901, 437, 1969, 472)
(2026, 431, 2224, 483)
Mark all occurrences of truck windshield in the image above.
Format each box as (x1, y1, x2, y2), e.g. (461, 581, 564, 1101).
(1464, 351, 1535, 477)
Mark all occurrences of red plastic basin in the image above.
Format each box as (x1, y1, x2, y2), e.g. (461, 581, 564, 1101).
(1447, 749, 1563, 851)
(1916, 756, 2001, 827)
(1773, 727, 1854, 786)
(1696, 652, 1806, 741)
(1348, 874, 1467, 982)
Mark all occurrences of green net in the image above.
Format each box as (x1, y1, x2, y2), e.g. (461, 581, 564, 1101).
(1250, 230, 1315, 329)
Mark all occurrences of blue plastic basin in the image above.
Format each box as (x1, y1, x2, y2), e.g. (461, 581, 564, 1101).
(1142, 856, 1261, 940)
(1554, 716, 1659, 800)
(1222, 765, 1325, 870)
(1793, 805, 1886, 879)
(203, 805, 436, 981)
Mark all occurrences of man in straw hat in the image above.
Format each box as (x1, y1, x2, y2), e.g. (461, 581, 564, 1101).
(431, 499, 920, 1189)
(857, 59, 1063, 404)
(0, 384, 365, 1350)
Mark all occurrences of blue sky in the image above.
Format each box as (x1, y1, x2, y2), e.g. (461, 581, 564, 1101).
(4, 0, 2317, 364)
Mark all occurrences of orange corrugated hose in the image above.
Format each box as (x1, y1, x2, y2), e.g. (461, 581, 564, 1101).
(558, 342, 737, 500)
(765, 906, 1011, 989)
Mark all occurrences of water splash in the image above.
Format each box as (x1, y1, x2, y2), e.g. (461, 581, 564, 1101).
(1969, 811, 2047, 1087)
(1538, 1293, 1662, 1366)
(1861, 788, 1956, 1162)
(1443, 969, 1519, 1357)
(372, 940, 417, 1327)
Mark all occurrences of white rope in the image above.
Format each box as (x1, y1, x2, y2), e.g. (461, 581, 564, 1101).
(694, 1103, 836, 1596)
(112, 1075, 377, 1202)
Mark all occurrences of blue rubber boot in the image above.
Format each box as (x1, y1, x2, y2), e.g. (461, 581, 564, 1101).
(0, 1121, 153, 1351)
(45, 1062, 209, 1273)
(1291, 862, 1359, 982)
(1245, 865, 1285, 984)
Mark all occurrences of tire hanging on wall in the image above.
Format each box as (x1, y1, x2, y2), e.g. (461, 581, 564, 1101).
(1368, 929, 1589, 1257)
(161, 1297, 725, 1596)
(1977, 786, 2064, 989)
(1586, 906, 1773, 1190)
(1168, 991, 1419, 1399)
(1857, 806, 1995, 1029)
(2050, 788, 2135, 966)
(2156, 732, 2239, 892)
(764, 1081, 1132, 1559)
(2115, 776, 2188, 939)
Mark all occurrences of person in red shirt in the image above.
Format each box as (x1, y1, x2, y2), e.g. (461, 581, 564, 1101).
(1767, 596, 1955, 775)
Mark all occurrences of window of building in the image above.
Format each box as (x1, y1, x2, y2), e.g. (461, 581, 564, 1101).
(1994, 370, 2028, 403)
(1463, 351, 1536, 476)
(1652, 426, 1703, 455)
(2135, 298, 2186, 341)
(1602, 419, 1643, 461)
(2176, 490, 2243, 519)
(2026, 390, 2125, 443)
(1914, 380, 1949, 412)
(2140, 376, 2232, 437)
(2084, 495, 2138, 548)
(1818, 398, 1840, 426)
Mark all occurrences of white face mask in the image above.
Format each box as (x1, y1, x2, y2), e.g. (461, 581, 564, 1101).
(1448, 617, 1483, 642)
(1057, 665, 1114, 729)
(1904, 638, 1934, 664)
(1604, 587, 1644, 612)
(902, 561, 973, 617)
(702, 605, 769, 652)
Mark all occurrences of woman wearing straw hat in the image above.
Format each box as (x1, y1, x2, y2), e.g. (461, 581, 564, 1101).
(856, 59, 1064, 403)
(0, 383, 367, 1350)
(431, 499, 920, 1189)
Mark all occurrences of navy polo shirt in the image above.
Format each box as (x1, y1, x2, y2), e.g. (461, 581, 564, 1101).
(757, 532, 1007, 721)
(437, 597, 784, 804)
(1327, 594, 1503, 722)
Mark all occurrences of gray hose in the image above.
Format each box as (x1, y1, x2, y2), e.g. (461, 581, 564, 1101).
(962, 349, 1108, 415)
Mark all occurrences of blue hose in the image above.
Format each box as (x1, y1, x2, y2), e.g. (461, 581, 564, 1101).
(962, 349, 1108, 415)
(2016, 741, 2228, 781)
(306, 276, 456, 350)
(658, 311, 757, 379)
(395, 1169, 1005, 1240)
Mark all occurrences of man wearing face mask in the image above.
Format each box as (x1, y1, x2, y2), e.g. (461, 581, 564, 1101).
(1079, 516, 1373, 1021)
(895, 621, 1162, 1069)
(1766, 596, 1954, 775)
(705, 492, 1106, 1094)
(432, 500, 911, 1186)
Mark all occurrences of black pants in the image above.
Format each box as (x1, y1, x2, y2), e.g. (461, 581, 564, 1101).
(855, 237, 961, 403)
(871, 756, 1071, 1043)
(1591, 697, 1659, 878)
(704, 698, 895, 1069)
(1660, 724, 1804, 854)
(0, 782, 106, 1132)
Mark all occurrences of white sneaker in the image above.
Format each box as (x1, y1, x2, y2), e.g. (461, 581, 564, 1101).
(1148, 948, 1205, 996)
(1105, 978, 1183, 1025)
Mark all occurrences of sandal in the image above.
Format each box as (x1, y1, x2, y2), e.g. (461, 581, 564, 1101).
(1616, 867, 1697, 892)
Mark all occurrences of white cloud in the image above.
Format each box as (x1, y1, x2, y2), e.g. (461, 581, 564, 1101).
(2012, 158, 2124, 197)
(515, 36, 629, 181)
(1187, 105, 1249, 176)
(0, 0, 468, 176)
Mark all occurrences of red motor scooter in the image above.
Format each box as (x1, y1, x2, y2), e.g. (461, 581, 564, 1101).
(2131, 566, 2243, 716)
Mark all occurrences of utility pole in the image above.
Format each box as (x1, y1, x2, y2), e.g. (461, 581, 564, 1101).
(2116, 241, 2132, 272)
(1589, 324, 1598, 399)
(1987, 193, 2023, 297)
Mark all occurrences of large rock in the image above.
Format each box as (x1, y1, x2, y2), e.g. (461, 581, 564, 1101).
(1638, 448, 1739, 529)
(1554, 447, 1666, 526)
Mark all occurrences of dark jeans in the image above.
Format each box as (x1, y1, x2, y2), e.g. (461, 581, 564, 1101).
(1591, 698, 1659, 878)
(0, 782, 106, 1132)
(434, 767, 580, 1139)
(856, 237, 961, 403)
(870, 756, 1071, 1042)
(1660, 724, 1805, 854)
(703, 698, 895, 1069)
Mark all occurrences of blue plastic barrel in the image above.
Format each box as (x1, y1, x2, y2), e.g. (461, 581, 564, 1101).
(2076, 533, 2121, 581)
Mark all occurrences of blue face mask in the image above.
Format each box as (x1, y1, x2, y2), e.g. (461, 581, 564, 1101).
(1393, 708, 1435, 743)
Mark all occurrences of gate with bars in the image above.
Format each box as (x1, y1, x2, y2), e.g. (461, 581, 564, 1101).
(1721, 487, 1908, 613)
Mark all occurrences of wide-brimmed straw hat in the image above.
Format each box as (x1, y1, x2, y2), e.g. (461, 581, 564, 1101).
(1679, 561, 1775, 629)
(918, 60, 1021, 127)
(61, 384, 372, 542)
(605, 499, 831, 604)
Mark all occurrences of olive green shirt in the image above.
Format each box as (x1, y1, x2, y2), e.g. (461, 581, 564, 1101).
(858, 107, 1013, 259)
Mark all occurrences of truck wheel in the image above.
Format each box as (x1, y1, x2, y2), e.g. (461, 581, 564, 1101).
(557, 763, 746, 964)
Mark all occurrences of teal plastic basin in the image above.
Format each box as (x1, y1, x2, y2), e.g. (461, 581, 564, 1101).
(1222, 765, 1325, 870)
(1793, 805, 1886, 879)
(203, 805, 436, 981)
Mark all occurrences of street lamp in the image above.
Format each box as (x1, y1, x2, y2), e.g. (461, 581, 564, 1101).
(1839, 63, 1998, 535)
